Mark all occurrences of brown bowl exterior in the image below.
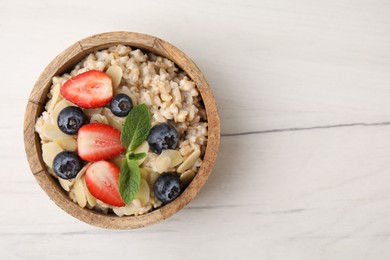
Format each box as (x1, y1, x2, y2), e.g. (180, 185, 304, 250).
(23, 32, 220, 229)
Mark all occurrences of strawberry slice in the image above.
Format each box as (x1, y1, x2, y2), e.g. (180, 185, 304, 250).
(85, 161, 125, 207)
(60, 70, 113, 108)
(77, 123, 125, 161)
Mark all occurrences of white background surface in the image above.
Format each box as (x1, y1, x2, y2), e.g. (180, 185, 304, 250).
(1, 0, 390, 259)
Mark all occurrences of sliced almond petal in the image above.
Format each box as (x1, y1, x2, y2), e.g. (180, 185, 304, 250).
(46, 84, 62, 112)
(58, 178, 74, 192)
(180, 170, 195, 187)
(150, 196, 163, 208)
(140, 167, 159, 186)
(73, 178, 87, 208)
(83, 177, 97, 208)
(155, 156, 171, 173)
(83, 108, 103, 117)
(90, 114, 108, 124)
(177, 149, 201, 173)
(180, 145, 193, 157)
(138, 204, 153, 215)
(69, 189, 77, 203)
(54, 138, 77, 152)
(140, 167, 149, 179)
(50, 99, 75, 123)
(74, 162, 91, 182)
(42, 142, 63, 167)
(112, 207, 125, 217)
(113, 203, 138, 216)
(42, 122, 72, 141)
(149, 171, 160, 186)
(102, 108, 124, 130)
(132, 198, 142, 208)
(160, 149, 183, 167)
(123, 204, 139, 216)
(106, 65, 123, 88)
(135, 178, 150, 206)
(95, 199, 110, 209)
(133, 141, 149, 165)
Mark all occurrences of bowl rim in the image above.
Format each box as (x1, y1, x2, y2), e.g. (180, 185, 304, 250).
(23, 31, 220, 229)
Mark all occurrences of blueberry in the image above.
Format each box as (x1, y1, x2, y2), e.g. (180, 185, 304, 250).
(147, 123, 179, 154)
(110, 94, 133, 117)
(52, 151, 83, 179)
(153, 173, 182, 204)
(57, 106, 87, 135)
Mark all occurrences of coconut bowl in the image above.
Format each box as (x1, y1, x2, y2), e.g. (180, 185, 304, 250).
(24, 32, 220, 229)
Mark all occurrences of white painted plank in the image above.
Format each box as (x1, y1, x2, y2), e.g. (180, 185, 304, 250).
(1, 0, 390, 133)
(2, 126, 390, 259)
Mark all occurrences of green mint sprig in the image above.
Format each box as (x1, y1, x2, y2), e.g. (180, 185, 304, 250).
(119, 104, 151, 204)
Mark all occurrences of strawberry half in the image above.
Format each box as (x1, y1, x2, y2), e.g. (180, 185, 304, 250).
(77, 123, 125, 161)
(60, 70, 113, 108)
(85, 161, 125, 207)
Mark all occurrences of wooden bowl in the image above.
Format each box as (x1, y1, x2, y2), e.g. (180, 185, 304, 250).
(23, 32, 220, 229)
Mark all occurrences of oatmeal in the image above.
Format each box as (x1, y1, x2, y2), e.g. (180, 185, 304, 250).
(35, 45, 208, 216)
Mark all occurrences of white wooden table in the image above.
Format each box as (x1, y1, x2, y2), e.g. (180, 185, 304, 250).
(2, 0, 390, 259)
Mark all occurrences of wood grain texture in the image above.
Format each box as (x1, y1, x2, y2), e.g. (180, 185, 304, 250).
(2, 0, 390, 259)
(23, 102, 44, 175)
(24, 32, 220, 229)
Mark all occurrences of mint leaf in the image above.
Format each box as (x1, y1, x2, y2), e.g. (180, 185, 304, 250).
(119, 159, 140, 204)
(119, 104, 151, 205)
(120, 104, 151, 151)
(119, 161, 131, 204)
(127, 152, 146, 161)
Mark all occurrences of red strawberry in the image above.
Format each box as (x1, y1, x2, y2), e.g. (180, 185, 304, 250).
(60, 70, 113, 108)
(77, 123, 125, 161)
(85, 161, 125, 207)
